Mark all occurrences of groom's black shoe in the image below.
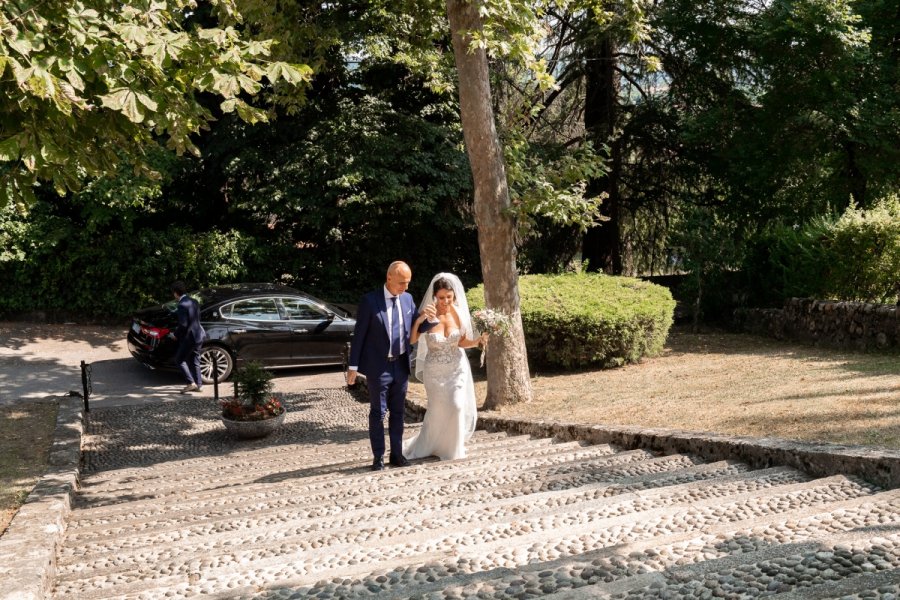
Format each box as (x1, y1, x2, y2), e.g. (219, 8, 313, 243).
(389, 453, 410, 467)
(371, 457, 385, 471)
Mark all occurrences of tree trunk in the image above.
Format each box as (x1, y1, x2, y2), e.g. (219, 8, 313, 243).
(582, 30, 623, 275)
(446, 0, 533, 407)
(842, 140, 868, 208)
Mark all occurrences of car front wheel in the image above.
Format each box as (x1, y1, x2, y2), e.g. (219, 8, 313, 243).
(200, 345, 234, 384)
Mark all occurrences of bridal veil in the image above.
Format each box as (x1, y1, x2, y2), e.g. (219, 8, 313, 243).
(413, 272, 477, 440)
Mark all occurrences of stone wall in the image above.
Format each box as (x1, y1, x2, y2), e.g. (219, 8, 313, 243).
(0, 397, 83, 600)
(735, 298, 900, 352)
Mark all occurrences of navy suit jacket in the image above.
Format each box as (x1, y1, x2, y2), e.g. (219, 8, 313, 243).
(349, 289, 418, 379)
(174, 295, 205, 343)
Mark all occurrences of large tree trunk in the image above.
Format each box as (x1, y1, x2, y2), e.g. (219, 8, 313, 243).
(582, 31, 623, 275)
(446, 0, 533, 407)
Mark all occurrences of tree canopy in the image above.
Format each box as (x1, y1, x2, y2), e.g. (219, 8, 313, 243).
(1, 0, 896, 341)
(0, 0, 311, 205)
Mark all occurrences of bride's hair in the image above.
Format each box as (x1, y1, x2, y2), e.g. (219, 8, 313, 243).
(432, 277, 454, 299)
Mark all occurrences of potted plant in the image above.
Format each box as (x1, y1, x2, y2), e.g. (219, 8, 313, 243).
(220, 361, 286, 439)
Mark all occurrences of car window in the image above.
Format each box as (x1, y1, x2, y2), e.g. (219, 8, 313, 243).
(224, 298, 281, 321)
(279, 297, 330, 320)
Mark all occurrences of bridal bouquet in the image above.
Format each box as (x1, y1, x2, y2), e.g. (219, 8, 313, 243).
(471, 308, 512, 366)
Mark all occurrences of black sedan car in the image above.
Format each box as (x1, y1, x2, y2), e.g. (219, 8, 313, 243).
(127, 283, 355, 383)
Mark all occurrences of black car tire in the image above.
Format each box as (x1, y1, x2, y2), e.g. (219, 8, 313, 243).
(200, 345, 234, 384)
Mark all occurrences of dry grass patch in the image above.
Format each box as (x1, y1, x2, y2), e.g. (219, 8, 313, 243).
(410, 328, 900, 449)
(0, 400, 58, 537)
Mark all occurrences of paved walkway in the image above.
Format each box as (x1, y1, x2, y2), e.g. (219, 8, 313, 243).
(37, 388, 900, 599)
(0, 321, 344, 408)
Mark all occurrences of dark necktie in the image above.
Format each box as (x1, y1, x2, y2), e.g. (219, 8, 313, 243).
(390, 296, 401, 358)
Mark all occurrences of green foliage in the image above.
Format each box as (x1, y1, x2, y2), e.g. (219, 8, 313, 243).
(168, 60, 480, 303)
(0, 54, 481, 317)
(0, 0, 311, 206)
(746, 194, 900, 305)
(603, 0, 899, 281)
(0, 199, 255, 318)
(223, 360, 283, 420)
(232, 361, 274, 405)
(2, 0, 896, 326)
(669, 205, 745, 325)
(468, 273, 675, 370)
(504, 132, 608, 235)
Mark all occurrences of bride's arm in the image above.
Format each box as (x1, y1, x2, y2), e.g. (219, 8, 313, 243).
(409, 307, 436, 345)
(451, 305, 486, 349)
(458, 332, 487, 349)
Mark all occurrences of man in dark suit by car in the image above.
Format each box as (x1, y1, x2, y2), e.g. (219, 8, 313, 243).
(346, 261, 420, 471)
(171, 281, 206, 393)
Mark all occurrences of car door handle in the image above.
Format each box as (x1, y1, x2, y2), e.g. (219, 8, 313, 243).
(293, 329, 308, 334)
(231, 329, 247, 334)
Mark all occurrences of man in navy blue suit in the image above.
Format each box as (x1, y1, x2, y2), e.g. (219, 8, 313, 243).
(347, 261, 420, 471)
(171, 281, 206, 394)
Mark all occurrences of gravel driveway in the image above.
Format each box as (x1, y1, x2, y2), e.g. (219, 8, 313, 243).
(0, 321, 346, 408)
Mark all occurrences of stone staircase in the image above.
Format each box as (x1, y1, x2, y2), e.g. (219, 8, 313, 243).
(51, 391, 900, 600)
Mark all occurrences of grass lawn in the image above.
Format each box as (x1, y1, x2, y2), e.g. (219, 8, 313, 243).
(0, 400, 58, 537)
(410, 327, 900, 450)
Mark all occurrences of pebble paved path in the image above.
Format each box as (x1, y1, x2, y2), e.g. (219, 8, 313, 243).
(52, 389, 900, 599)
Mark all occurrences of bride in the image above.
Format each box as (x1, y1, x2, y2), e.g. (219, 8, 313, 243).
(403, 273, 487, 461)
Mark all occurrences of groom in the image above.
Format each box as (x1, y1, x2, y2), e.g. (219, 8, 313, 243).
(346, 261, 419, 471)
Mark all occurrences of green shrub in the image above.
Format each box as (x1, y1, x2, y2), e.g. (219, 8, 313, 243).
(0, 202, 256, 319)
(745, 194, 900, 305)
(826, 195, 900, 303)
(467, 273, 675, 370)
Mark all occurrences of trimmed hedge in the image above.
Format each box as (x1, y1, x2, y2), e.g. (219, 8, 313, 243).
(467, 273, 675, 370)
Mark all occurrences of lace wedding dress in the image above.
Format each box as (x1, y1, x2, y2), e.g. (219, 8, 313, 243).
(402, 330, 477, 461)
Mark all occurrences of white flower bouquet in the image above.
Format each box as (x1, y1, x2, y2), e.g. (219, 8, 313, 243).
(471, 308, 512, 366)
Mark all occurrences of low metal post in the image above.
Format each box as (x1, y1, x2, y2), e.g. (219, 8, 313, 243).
(212, 352, 219, 401)
(80, 360, 92, 413)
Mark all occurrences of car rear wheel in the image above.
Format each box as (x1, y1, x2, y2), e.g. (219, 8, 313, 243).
(200, 345, 233, 384)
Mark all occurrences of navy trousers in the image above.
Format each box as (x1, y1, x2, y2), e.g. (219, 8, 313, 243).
(174, 337, 203, 386)
(366, 355, 408, 459)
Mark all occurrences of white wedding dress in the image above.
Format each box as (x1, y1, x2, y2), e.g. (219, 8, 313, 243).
(402, 330, 477, 461)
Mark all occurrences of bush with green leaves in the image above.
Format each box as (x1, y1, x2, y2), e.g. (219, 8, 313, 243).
(467, 273, 675, 371)
(744, 194, 900, 306)
(223, 361, 283, 421)
(0, 200, 255, 319)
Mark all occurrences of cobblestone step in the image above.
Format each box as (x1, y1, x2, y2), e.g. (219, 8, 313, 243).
(56, 487, 898, 600)
(52, 474, 882, 598)
(56, 465, 811, 574)
(61, 457, 744, 565)
(60, 448, 693, 557)
(604, 528, 900, 599)
(768, 567, 900, 599)
(53, 390, 898, 600)
(75, 429, 540, 499)
(248, 489, 900, 600)
(77, 429, 515, 490)
(72, 435, 604, 508)
(68, 439, 622, 525)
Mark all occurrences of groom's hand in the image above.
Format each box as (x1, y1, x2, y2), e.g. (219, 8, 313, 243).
(346, 370, 357, 386)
